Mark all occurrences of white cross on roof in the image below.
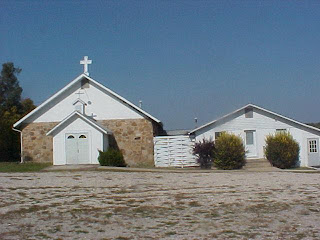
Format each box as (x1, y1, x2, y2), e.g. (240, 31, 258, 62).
(80, 56, 92, 76)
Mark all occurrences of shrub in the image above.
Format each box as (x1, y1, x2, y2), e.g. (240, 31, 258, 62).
(214, 132, 246, 170)
(98, 148, 126, 167)
(265, 132, 299, 169)
(193, 138, 215, 169)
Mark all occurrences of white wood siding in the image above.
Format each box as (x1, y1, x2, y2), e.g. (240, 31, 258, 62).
(154, 136, 198, 167)
(29, 81, 143, 123)
(194, 108, 320, 167)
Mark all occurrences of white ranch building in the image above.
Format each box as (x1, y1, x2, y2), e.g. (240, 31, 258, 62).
(154, 104, 320, 168)
(189, 104, 320, 167)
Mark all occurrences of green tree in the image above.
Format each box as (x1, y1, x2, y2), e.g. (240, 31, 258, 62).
(21, 98, 36, 114)
(0, 63, 22, 114)
(307, 122, 320, 129)
(0, 62, 35, 162)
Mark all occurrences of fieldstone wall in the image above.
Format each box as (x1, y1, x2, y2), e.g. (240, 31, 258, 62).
(21, 122, 58, 162)
(20, 119, 162, 166)
(99, 119, 161, 167)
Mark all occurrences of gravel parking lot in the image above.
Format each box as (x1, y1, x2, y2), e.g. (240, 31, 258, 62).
(0, 170, 320, 239)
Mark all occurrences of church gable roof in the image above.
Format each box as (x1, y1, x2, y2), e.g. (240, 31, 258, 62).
(14, 74, 162, 128)
(46, 111, 112, 136)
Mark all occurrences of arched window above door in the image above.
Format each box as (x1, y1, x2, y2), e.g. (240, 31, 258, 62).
(67, 135, 75, 139)
(79, 135, 87, 139)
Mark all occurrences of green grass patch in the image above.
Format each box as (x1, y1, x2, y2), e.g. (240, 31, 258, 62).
(0, 162, 52, 172)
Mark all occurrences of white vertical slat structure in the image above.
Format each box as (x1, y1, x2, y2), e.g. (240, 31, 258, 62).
(153, 136, 198, 167)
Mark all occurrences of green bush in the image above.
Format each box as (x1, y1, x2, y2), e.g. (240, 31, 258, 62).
(214, 132, 246, 170)
(98, 148, 126, 167)
(265, 132, 299, 169)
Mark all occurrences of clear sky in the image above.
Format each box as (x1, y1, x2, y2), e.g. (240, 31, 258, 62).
(1, 0, 320, 130)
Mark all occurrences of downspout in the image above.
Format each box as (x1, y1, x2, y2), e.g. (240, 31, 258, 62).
(12, 127, 23, 163)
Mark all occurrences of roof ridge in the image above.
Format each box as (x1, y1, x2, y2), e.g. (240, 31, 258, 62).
(14, 74, 162, 128)
(189, 104, 320, 134)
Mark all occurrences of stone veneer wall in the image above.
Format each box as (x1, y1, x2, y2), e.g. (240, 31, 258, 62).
(99, 118, 160, 167)
(21, 119, 161, 166)
(21, 122, 58, 162)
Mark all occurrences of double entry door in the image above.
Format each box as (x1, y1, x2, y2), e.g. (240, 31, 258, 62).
(65, 132, 90, 164)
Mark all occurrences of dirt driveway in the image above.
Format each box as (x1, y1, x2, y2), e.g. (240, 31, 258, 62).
(0, 171, 320, 239)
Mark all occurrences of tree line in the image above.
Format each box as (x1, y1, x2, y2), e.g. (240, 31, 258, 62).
(0, 62, 35, 162)
(307, 122, 320, 129)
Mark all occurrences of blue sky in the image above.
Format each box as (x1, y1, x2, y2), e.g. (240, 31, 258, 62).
(1, 0, 320, 130)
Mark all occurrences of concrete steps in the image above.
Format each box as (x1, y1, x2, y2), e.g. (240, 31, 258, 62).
(244, 158, 279, 171)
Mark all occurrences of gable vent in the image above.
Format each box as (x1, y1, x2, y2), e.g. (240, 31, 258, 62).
(245, 107, 253, 118)
(81, 79, 90, 89)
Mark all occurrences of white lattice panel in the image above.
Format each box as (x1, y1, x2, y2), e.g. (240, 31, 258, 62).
(153, 136, 198, 167)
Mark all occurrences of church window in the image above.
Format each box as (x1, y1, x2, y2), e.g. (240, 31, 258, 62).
(79, 135, 87, 139)
(67, 135, 75, 139)
(75, 105, 82, 112)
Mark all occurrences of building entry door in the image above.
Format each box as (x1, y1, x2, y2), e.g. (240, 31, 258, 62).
(308, 138, 320, 166)
(245, 130, 257, 158)
(66, 133, 89, 164)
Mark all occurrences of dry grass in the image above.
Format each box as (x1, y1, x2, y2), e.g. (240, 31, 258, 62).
(0, 171, 320, 239)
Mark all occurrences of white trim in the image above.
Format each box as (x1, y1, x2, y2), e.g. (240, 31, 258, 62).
(73, 98, 87, 106)
(14, 74, 161, 128)
(189, 103, 320, 134)
(12, 127, 23, 163)
(14, 74, 84, 128)
(46, 111, 112, 136)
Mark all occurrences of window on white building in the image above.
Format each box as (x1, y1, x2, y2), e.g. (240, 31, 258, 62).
(245, 131, 254, 145)
(276, 129, 287, 133)
(215, 131, 225, 139)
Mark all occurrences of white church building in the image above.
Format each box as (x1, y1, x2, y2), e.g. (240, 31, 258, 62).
(13, 57, 163, 166)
